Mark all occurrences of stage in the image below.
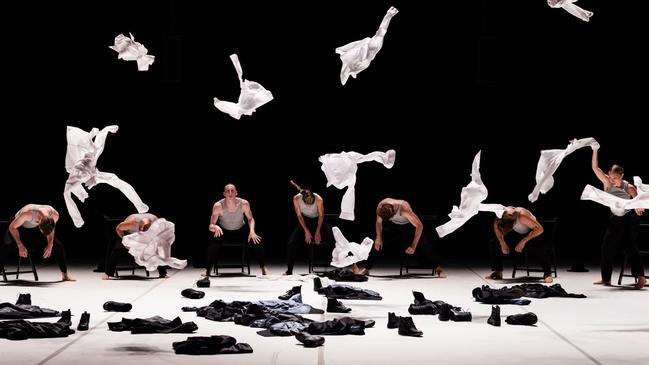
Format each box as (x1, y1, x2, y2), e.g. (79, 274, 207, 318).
(2, 262, 646, 365)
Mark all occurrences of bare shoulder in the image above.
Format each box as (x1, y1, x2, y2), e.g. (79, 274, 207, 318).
(240, 198, 251, 207)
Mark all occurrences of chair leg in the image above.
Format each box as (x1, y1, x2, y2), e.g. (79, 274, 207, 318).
(551, 247, 558, 278)
(308, 245, 314, 274)
(525, 251, 530, 277)
(512, 254, 517, 278)
(16, 255, 21, 280)
(29, 255, 38, 281)
(1, 262, 7, 282)
(617, 253, 627, 285)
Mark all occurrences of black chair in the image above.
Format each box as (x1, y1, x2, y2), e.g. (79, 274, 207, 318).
(212, 241, 251, 276)
(104, 216, 149, 277)
(399, 215, 439, 277)
(0, 219, 39, 281)
(512, 217, 559, 279)
(307, 213, 337, 274)
(617, 221, 649, 285)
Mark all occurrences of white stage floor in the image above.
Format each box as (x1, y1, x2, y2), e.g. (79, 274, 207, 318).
(1, 263, 647, 365)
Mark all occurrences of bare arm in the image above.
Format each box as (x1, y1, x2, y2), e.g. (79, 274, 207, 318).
(243, 200, 261, 244)
(9, 213, 29, 251)
(293, 196, 309, 230)
(591, 149, 610, 188)
(116, 216, 137, 238)
(400, 202, 423, 252)
(315, 196, 325, 244)
(514, 212, 544, 253)
(209, 202, 223, 237)
(375, 215, 384, 251)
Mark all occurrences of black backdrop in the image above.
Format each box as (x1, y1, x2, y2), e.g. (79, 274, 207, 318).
(1, 1, 647, 266)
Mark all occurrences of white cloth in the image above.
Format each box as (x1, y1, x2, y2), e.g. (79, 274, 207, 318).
(64, 125, 149, 227)
(109, 33, 155, 71)
(213, 54, 274, 119)
(319, 149, 396, 221)
(547, 0, 593, 22)
(121, 218, 187, 272)
(581, 184, 649, 216)
(634, 176, 649, 194)
(435, 151, 506, 238)
(528, 137, 599, 202)
(336, 6, 398, 85)
(330, 226, 374, 268)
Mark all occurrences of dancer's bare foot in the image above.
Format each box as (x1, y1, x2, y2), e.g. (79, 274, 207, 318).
(634, 276, 646, 289)
(485, 271, 503, 280)
(283, 271, 291, 276)
(351, 263, 367, 275)
(261, 266, 270, 276)
(201, 271, 209, 277)
(543, 275, 553, 283)
(593, 280, 611, 286)
(435, 267, 447, 278)
(159, 274, 170, 279)
(62, 273, 76, 282)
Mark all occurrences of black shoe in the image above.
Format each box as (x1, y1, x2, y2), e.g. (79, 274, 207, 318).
(412, 291, 429, 304)
(77, 311, 90, 331)
(387, 312, 401, 328)
(450, 307, 472, 322)
(313, 277, 323, 291)
(438, 303, 451, 321)
(295, 332, 325, 347)
(16, 293, 31, 306)
(181, 289, 205, 299)
(103, 301, 133, 312)
(278, 285, 302, 300)
(398, 316, 423, 337)
(182, 306, 199, 312)
(327, 298, 351, 313)
(506, 312, 538, 326)
(58, 309, 72, 326)
(196, 277, 210, 288)
(488, 305, 501, 327)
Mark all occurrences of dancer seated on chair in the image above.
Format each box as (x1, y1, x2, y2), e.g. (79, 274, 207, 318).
(590, 147, 645, 289)
(355, 198, 446, 277)
(485, 207, 553, 283)
(102, 213, 168, 279)
(284, 180, 335, 275)
(2, 204, 75, 281)
(205, 183, 268, 276)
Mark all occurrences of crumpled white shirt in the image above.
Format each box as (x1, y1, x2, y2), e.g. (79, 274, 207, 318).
(214, 54, 274, 119)
(581, 184, 649, 216)
(528, 137, 599, 202)
(121, 218, 187, 271)
(319, 149, 396, 221)
(634, 176, 648, 194)
(109, 33, 155, 71)
(547, 0, 593, 22)
(336, 6, 398, 85)
(330, 226, 374, 268)
(435, 151, 506, 238)
(64, 125, 149, 227)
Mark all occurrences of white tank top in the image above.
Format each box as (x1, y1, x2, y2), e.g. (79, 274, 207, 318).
(389, 201, 410, 225)
(15, 205, 53, 229)
(512, 207, 535, 235)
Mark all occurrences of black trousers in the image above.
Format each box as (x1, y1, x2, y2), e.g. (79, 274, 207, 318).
(206, 225, 265, 273)
(2, 228, 68, 273)
(488, 232, 552, 277)
(104, 237, 167, 277)
(600, 212, 644, 282)
(364, 223, 440, 270)
(285, 216, 334, 274)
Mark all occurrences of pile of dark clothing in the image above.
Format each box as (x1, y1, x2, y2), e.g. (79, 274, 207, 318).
(320, 268, 368, 282)
(0, 294, 74, 340)
(0, 294, 61, 319)
(173, 335, 252, 355)
(108, 316, 198, 334)
(472, 284, 586, 304)
(313, 277, 382, 300)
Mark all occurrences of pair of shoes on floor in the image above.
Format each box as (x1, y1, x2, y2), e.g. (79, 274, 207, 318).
(387, 312, 423, 336)
(295, 332, 325, 347)
(278, 285, 301, 300)
(16, 293, 31, 306)
(196, 277, 210, 288)
(488, 305, 501, 327)
(103, 301, 133, 312)
(77, 311, 90, 331)
(438, 304, 472, 322)
(326, 298, 351, 313)
(506, 312, 538, 326)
